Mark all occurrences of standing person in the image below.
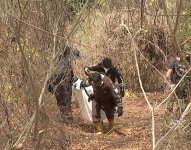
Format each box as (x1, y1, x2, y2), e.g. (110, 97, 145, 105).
(161, 52, 180, 114)
(47, 46, 81, 123)
(84, 58, 125, 97)
(81, 73, 123, 135)
(161, 52, 190, 114)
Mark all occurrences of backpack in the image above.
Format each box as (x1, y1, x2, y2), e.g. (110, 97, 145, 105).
(174, 61, 191, 98)
(174, 61, 188, 78)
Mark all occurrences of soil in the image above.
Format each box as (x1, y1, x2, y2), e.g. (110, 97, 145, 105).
(2, 90, 190, 149)
(66, 91, 170, 150)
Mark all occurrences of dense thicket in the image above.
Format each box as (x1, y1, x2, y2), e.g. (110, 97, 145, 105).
(0, 0, 191, 149)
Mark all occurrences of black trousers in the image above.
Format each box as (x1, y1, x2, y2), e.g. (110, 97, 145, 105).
(55, 84, 72, 115)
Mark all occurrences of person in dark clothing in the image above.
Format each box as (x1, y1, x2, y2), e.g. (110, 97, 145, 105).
(84, 58, 125, 97)
(162, 51, 190, 114)
(47, 46, 81, 122)
(162, 54, 180, 114)
(81, 73, 123, 134)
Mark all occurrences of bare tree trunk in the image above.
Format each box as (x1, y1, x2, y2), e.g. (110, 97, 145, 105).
(2, 1, 91, 149)
(55, 0, 90, 61)
(141, 0, 144, 29)
(162, 0, 191, 76)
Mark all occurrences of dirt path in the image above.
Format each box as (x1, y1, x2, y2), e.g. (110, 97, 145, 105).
(69, 92, 167, 150)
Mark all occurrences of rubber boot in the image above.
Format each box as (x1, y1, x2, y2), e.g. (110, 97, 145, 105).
(94, 121, 103, 135)
(107, 119, 114, 135)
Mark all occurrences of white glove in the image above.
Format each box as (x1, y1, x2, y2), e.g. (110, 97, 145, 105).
(72, 78, 82, 90)
(84, 67, 89, 74)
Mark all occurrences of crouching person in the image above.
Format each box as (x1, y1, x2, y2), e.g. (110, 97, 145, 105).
(81, 73, 123, 135)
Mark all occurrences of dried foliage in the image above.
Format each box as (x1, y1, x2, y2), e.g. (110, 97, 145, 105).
(0, 0, 191, 149)
(76, 9, 174, 92)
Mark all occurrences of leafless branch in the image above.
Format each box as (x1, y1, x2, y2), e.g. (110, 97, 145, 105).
(162, 0, 191, 76)
(56, 0, 90, 61)
(34, 130, 44, 150)
(173, 0, 183, 35)
(120, 22, 155, 149)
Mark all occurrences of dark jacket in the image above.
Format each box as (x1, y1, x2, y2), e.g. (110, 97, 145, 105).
(47, 55, 74, 93)
(87, 63, 124, 92)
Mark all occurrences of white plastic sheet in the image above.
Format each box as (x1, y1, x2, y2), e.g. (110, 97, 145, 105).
(74, 85, 106, 122)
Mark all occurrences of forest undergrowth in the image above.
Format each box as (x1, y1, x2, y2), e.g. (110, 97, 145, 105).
(1, 0, 191, 149)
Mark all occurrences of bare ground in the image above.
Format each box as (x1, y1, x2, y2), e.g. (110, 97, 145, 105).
(2, 90, 191, 149)
(63, 91, 169, 150)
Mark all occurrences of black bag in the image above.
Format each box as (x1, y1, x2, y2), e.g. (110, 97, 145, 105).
(171, 61, 186, 84)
